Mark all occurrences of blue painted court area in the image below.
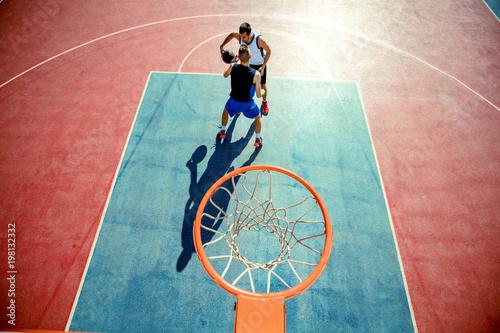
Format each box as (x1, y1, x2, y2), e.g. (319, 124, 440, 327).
(485, 0, 500, 19)
(69, 73, 414, 332)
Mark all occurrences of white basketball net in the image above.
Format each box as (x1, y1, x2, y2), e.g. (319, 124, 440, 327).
(200, 169, 328, 294)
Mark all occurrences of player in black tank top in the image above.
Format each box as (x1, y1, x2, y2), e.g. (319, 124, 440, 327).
(218, 45, 265, 147)
(230, 64, 257, 102)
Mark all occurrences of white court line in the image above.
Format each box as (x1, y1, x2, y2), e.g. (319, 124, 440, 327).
(482, 0, 500, 21)
(273, 23, 500, 113)
(65, 72, 419, 333)
(0, 14, 249, 89)
(1, 12, 498, 115)
(356, 83, 418, 332)
(64, 73, 152, 331)
(178, 32, 232, 72)
(373, 39, 500, 112)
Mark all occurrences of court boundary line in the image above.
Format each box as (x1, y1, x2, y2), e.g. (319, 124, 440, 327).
(155, 70, 359, 83)
(155, 70, 361, 85)
(356, 83, 418, 332)
(482, 0, 500, 21)
(65, 72, 418, 332)
(64, 72, 153, 331)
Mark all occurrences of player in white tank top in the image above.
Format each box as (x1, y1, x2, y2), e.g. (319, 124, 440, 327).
(240, 32, 265, 66)
(220, 22, 272, 115)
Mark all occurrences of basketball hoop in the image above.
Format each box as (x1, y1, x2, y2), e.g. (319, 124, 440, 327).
(193, 165, 333, 332)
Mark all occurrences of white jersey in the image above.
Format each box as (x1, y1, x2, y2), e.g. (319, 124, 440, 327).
(240, 32, 265, 66)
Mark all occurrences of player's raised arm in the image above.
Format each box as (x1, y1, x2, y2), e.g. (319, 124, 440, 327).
(220, 32, 239, 55)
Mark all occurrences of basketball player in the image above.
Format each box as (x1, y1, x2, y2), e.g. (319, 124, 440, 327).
(219, 44, 265, 148)
(220, 22, 271, 115)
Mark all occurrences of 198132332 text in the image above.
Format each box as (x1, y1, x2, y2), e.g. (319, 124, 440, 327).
(7, 223, 17, 325)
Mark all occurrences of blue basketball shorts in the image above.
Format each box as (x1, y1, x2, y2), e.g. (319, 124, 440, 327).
(224, 98, 260, 119)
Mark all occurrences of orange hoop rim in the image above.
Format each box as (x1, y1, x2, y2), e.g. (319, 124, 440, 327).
(193, 164, 333, 300)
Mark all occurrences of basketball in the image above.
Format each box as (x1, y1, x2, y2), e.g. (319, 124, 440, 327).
(222, 49, 235, 64)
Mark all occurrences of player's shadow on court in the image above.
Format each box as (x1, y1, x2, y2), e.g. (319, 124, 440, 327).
(177, 115, 261, 271)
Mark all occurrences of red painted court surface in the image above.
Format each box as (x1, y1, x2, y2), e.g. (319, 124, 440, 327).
(0, 0, 499, 332)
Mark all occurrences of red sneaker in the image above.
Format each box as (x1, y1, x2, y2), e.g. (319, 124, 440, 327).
(254, 137, 263, 147)
(219, 129, 226, 139)
(262, 101, 269, 115)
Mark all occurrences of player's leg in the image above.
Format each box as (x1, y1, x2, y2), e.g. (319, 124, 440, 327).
(221, 108, 229, 127)
(250, 64, 269, 115)
(253, 114, 262, 147)
(220, 98, 241, 139)
(220, 108, 229, 139)
(260, 66, 269, 115)
(240, 100, 262, 147)
(254, 114, 261, 134)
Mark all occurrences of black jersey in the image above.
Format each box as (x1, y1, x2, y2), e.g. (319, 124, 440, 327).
(230, 64, 256, 102)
